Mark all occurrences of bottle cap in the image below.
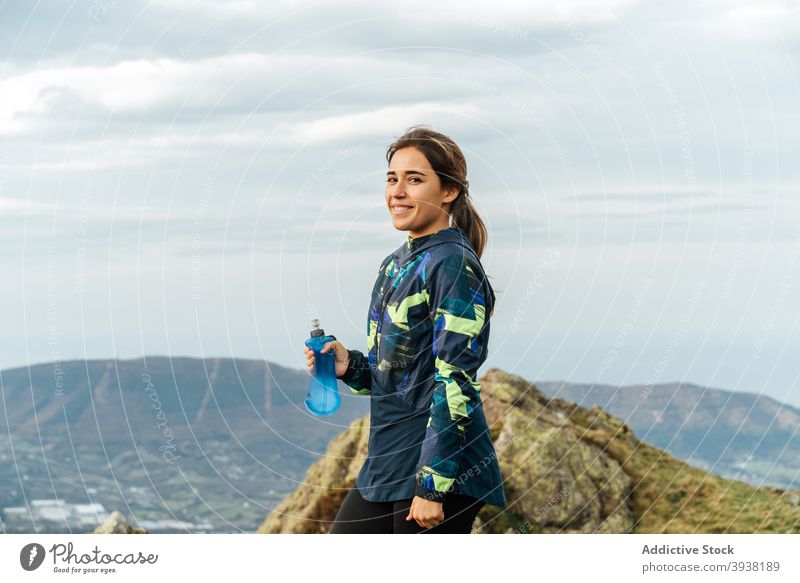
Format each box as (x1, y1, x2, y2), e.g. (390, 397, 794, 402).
(310, 318, 325, 338)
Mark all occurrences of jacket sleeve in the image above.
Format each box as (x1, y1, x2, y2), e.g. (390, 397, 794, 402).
(414, 254, 490, 502)
(338, 255, 394, 396)
(339, 349, 372, 395)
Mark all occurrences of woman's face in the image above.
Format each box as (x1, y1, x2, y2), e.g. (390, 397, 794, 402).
(385, 146, 458, 238)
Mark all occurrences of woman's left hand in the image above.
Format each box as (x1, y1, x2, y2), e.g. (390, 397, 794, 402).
(406, 496, 445, 529)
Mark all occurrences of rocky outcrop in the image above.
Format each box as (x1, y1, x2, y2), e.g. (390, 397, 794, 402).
(259, 416, 370, 534)
(258, 368, 800, 534)
(93, 511, 149, 534)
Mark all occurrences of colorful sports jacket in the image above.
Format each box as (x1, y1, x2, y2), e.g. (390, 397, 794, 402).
(340, 226, 507, 507)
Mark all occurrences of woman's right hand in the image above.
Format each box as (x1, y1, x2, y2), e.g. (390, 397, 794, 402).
(304, 341, 350, 379)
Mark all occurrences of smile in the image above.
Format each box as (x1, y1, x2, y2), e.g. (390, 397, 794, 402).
(391, 205, 413, 214)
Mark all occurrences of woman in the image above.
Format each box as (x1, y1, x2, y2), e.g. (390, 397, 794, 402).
(304, 125, 507, 534)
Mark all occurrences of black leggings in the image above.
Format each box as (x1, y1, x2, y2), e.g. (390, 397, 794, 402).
(330, 486, 485, 534)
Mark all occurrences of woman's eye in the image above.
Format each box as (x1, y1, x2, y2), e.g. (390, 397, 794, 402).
(385, 177, 420, 183)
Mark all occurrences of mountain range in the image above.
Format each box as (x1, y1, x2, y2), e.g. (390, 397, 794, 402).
(1, 357, 796, 533)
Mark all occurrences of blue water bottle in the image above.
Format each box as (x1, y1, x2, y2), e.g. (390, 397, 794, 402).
(304, 318, 341, 416)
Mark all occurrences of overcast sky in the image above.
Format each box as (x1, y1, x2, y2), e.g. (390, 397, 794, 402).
(1, 0, 798, 407)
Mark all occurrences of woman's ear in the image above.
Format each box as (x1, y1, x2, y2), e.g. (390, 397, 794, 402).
(442, 185, 460, 205)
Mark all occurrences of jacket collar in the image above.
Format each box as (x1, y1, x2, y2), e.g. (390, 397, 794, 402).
(392, 226, 478, 271)
(405, 226, 468, 254)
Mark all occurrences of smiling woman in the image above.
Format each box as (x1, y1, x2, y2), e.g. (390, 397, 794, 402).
(319, 125, 506, 534)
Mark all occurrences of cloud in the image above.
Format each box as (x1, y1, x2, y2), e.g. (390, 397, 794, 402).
(711, 0, 800, 38)
(0, 49, 491, 141)
(0, 196, 58, 215)
(565, 190, 720, 203)
(283, 102, 486, 146)
(0, 53, 273, 134)
(150, 0, 638, 26)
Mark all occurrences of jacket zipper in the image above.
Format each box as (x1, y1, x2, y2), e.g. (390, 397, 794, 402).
(375, 252, 416, 356)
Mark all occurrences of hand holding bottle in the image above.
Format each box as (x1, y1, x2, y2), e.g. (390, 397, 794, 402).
(304, 319, 348, 416)
(304, 340, 350, 378)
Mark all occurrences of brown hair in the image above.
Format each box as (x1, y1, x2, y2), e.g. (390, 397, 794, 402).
(385, 125, 488, 259)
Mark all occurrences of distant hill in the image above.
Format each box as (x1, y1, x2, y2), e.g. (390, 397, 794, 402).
(0, 355, 368, 443)
(259, 368, 800, 534)
(0, 356, 368, 533)
(534, 380, 800, 490)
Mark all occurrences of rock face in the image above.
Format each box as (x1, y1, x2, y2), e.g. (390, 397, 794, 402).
(258, 368, 800, 534)
(259, 416, 370, 534)
(93, 511, 149, 534)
